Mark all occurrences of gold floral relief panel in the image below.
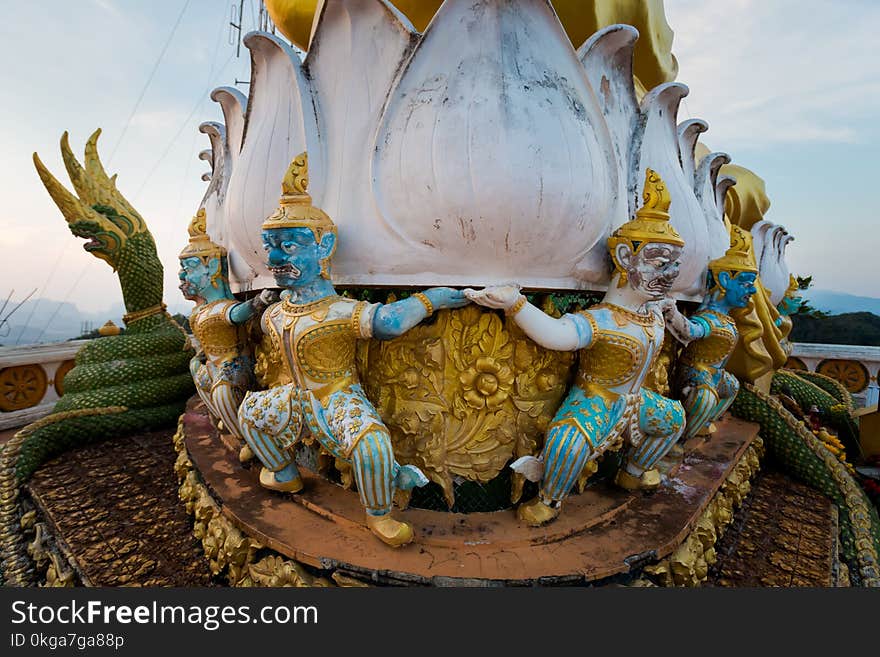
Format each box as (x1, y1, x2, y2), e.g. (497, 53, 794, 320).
(358, 301, 575, 507)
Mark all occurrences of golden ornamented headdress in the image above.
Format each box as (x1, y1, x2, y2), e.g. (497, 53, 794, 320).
(608, 168, 684, 286)
(784, 274, 799, 299)
(262, 152, 337, 278)
(708, 225, 759, 279)
(178, 208, 226, 262)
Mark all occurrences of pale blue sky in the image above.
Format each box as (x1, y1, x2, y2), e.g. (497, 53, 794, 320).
(1, 0, 878, 318)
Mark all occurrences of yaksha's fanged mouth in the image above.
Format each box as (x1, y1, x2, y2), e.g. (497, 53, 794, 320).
(269, 263, 301, 278)
(647, 277, 675, 293)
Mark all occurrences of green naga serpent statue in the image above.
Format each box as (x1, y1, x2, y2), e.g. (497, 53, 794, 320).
(726, 281, 880, 586)
(0, 130, 194, 585)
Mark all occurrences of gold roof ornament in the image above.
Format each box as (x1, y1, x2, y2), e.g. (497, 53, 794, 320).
(262, 152, 337, 245)
(709, 225, 759, 277)
(98, 320, 122, 337)
(179, 208, 226, 262)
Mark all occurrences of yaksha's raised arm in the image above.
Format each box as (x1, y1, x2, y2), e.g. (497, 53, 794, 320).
(467, 169, 688, 526)
(666, 225, 759, 444)
(238, 153, 468, 548)
(178, 208, 275, 463)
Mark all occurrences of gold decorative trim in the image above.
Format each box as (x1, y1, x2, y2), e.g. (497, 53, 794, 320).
(172, 415, 364, 588)
(281, 294, 341, 317)
(592, 303, 658, 327)
(575, 329, 643, 388)
(358, 303, 575, 506)
(413, 292, 434, 316)
(505, 295, 527, 317)
(294, 319, 357, 382)
(644, 437, 765, 587)
(0, 364, 48, 412)
(351, 301, 367, 336)
(123, 303, 167, 326)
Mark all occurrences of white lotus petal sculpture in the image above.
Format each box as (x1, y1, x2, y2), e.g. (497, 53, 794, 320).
(374, 0, 616, 288)
(635, 82, 709, 295)
(223, 33, 318, 290)
(194, 0, 788, 301)
(695, 151, 732, 261)
(677, 118, 708, 190)
(752, 220, 794, 304)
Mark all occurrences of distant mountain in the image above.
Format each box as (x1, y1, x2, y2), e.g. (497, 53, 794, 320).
(804, 289, 880, 316)
(791, 312, 880, 347)
(0, 297, 126, 346)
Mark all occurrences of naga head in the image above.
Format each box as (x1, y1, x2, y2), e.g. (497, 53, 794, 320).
(178, 208, 228, 303)
(261, 152, 337, 289)
(707, 225, 759, 310)
(33, 130, 147, 271)
(608, 169, 684, 301)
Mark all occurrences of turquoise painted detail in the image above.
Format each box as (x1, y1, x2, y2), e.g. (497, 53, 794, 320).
(674, 271, 757, 441)
(178, 245, 271, 448)
(241, 225, 465, 520)
(532, 304, 684, 504)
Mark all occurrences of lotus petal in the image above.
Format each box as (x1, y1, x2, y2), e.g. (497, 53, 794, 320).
(635, 82, 709, 296)
(223, 32, 319, 291)
(694, 151, 731, 260)
(373, 0, 617, 288)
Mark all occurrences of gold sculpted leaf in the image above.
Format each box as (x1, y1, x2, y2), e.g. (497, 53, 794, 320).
(281, 152, 309, 196)
(642, 168, 671, 213)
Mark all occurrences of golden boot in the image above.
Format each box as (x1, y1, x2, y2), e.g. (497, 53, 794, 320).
(259, 467, 304, 493)
(365, 512, 414, 548)
(517, 497, 560, 527)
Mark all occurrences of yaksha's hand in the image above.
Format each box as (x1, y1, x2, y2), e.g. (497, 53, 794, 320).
(653, 297, 677, 316)
(425, 287, 471, 310)
(464, 285, 522, 310)
(257, 288, 280, 308)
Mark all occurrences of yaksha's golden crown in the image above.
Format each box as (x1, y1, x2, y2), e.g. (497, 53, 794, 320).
(179, 208, 226, 261)
(261, 152, 337, 247)
(609, 168, 684, 251)
(607, 169, 684, 285)
(709, 225, 759, 276)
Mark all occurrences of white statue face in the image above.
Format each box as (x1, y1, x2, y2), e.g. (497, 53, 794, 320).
(616, 241, 683, 300)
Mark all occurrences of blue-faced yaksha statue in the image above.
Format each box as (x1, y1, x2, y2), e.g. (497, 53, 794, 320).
(662, 226, 758, 442)
(466, 169, 687, 526)
(179, 209, 274, 460)
(237, 152, 469, 547)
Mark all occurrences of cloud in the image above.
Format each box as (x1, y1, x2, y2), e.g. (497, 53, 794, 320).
(665, 0, 880, 148)
(129, 108, 190, 133)
(91, 0, 122, 19)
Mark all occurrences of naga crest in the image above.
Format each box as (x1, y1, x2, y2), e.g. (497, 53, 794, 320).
(33, 130, 149, 270)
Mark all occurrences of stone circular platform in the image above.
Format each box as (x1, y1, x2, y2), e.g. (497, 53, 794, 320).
(179, 398, 761, 586)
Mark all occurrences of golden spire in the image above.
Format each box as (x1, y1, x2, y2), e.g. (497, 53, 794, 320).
(611, 168, 683, 247)
(179, 208, 226, 261)
(261, 152, 337, 244)
(709, 225, 759, 278)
